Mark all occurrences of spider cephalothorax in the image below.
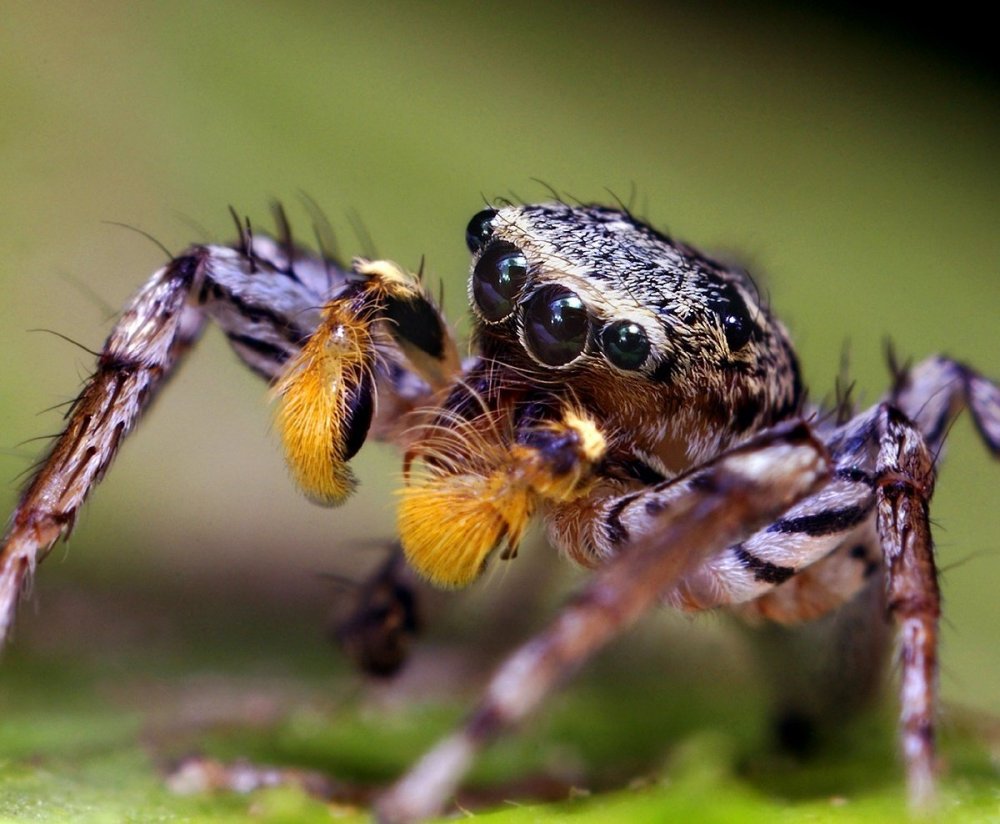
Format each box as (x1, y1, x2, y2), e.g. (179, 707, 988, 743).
(466, 203, 803, 459)
(0, 201, 997, 823)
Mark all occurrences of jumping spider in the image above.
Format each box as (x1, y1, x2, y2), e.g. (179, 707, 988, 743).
(1, 202, 998, 822)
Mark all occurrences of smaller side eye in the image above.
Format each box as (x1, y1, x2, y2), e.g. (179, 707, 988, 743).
(523, 285, 590, 366)
(472, 241, 527, 322)
(465, 208, 498, 253)
(707, 282, 754, 352)
(601, 320, 650, 370)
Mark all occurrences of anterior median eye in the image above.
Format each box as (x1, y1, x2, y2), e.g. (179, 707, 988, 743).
(472, 242, 527, 322)
(523, 285, 590, 366)
(601, 320, 650, 370)
(707, 282, 754, 352)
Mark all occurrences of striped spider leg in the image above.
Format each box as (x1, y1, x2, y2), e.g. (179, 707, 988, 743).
(0, 209, 459, 646)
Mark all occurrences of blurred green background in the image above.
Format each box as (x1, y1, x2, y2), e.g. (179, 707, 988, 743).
(1, 1, 998, 820)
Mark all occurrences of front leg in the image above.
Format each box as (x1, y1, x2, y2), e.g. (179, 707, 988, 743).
(875, 404, 940, 810)
(0, 255, 208, 644)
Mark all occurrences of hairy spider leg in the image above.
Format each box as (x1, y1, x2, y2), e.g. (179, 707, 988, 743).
(0, 230, 456, 648)
(739, 357, 1000, 623)
(875, 404, 939, 808)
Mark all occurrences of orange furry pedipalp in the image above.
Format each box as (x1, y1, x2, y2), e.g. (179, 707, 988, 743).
(397, 470, 534, 588)
(397, 406, 607, 586)
(396, 408, 527, 587)
(272, 302, 374, 506)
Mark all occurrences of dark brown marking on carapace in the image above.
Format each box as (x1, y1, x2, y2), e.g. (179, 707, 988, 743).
(649, 357, 676, 384)
(731, 396, 762, 434)
(786, 352, 805, 414)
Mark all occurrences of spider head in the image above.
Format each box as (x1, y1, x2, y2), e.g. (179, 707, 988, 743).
(464, 203, 803, 467)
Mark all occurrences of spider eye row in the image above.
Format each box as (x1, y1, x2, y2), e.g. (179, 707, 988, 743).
(468, 216, 754, 370)
(471, 238, 651, 370)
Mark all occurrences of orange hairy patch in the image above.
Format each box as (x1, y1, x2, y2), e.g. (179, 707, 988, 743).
(397, 411, 531, 588)
(272, 307, 372, 506)
(396, 407, 606, 587)
(398, 470, 534, 588)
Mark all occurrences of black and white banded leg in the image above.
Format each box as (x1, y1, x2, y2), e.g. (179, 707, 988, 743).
(875, 404, 940, 809)
(0, 227, 451, 647)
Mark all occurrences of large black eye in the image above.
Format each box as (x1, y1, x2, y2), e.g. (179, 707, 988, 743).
(465, 208, 498, 253)
(708, 282, 754, 352)
(472, 241, 527, 322)
(601, 320, 650, 370)
(523, 285, 590, 366)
